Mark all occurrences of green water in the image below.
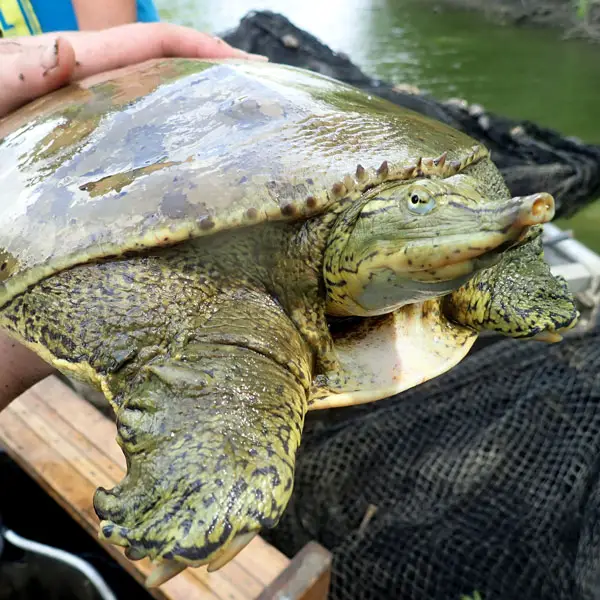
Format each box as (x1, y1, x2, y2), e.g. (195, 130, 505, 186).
(156, 0, 600, 249)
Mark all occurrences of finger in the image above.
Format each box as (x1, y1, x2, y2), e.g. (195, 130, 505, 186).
(0, 38, 76, 117)
(147, 23, 268, 61)
(14, 23, 267, 82)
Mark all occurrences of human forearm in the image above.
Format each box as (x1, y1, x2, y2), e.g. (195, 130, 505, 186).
(0, 333, 54, 411)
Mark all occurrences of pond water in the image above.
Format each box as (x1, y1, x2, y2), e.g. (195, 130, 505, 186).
(156, 0, 600, 249)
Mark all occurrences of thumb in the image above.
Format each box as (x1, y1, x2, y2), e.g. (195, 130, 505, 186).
(0, 37, 76, 118)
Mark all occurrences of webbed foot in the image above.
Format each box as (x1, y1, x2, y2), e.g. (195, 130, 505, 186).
(94, 341, 308, 583)
(445, 231, 579, 339)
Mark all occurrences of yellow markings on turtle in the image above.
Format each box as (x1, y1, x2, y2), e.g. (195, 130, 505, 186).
(80, 160, 187, 197)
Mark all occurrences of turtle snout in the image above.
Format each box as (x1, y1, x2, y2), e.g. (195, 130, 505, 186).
(516, 192, 555, 226)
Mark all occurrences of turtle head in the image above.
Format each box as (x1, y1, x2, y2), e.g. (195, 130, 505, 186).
(324, 174, 555, 317)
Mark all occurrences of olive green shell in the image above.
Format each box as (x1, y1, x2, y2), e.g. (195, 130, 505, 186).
(0, 58, 481, 307)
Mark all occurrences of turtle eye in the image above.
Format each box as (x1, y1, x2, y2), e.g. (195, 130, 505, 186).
(407, 190, 436, 215)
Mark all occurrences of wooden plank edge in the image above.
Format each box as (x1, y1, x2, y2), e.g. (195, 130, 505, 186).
(32, 376, 126, 468)
(255, 541, 332, 600)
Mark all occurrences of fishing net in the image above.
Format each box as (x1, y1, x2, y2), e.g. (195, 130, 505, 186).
(264, 320, 600, 600)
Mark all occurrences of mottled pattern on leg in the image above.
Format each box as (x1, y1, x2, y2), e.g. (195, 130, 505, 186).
(287, 300, 339, 374)
(445, 234, 579, 338)
(95, 334, 309, 566)
(189, 286, 314, 391)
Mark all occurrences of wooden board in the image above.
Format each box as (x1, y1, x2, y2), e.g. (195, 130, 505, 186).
(0, 375, 294, 600)
(257, 542, 332, 600)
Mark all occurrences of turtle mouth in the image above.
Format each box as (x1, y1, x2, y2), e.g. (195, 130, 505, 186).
(476, 229, 534, 265)
(400, 225, 535, 284)
(471, 223, 541, 268)
(411, 249, 501, 283)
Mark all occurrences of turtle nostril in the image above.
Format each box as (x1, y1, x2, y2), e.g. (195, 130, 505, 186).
(531, 193, 555, 219)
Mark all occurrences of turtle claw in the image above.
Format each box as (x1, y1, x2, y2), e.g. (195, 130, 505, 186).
(146, 561, 187, 588)
(125, 546, 146, 561)
(530, 330, 563, 343)
(143, 530, 257, 587)
(207, 531, 258, 573)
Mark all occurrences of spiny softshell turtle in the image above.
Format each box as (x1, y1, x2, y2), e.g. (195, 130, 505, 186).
(0, 58, 578, 586)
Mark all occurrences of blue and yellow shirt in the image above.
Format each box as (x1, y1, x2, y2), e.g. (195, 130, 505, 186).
(0, 0, 159, 37)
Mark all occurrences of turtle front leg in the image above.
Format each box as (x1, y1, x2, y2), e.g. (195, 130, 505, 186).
(444, 231, 579, 339)
(94, 289, 311, 586)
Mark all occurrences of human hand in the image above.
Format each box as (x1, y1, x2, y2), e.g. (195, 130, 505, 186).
(0, 22, 266, 118)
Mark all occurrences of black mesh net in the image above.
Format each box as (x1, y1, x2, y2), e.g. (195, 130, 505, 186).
(264, 321, 600, 600)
